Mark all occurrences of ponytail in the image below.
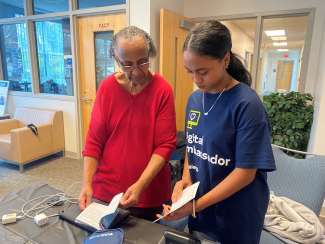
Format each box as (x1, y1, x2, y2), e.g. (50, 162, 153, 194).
(227, 52, 252, 86)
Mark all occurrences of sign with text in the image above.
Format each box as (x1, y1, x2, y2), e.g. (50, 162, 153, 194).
(0, 80, 9, 115)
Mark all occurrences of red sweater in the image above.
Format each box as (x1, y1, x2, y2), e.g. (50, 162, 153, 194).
(83, 74, 176, 208)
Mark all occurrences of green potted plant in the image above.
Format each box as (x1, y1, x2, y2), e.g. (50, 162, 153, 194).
(263, 92, 314, 158)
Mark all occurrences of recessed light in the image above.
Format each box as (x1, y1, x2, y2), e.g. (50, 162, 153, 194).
(273, 42, 288, 46)
(265, 30, 286, 36)
(277, 49, 289, 52)
(271, 36, 287, 41)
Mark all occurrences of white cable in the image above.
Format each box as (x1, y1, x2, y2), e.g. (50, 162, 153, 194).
(272, 144, 317, 156)
(4, 181, 81, 225)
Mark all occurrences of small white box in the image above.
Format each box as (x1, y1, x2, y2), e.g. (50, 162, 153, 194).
(34, 213, 48, 226)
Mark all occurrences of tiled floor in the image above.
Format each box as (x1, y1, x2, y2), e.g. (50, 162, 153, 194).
(0, 156, 83, 198)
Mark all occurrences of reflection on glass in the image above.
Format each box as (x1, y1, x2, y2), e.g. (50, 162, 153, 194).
(0, 23, 32, 92)
(221, 18, 256, 74)
(35, 19, 73, 96)
(78, 0, 126, 9)
(33, 0, 69, 14)
(94, 31, 114, 89)
(0, 0, 24, 19)
(256, 15, 308, 95)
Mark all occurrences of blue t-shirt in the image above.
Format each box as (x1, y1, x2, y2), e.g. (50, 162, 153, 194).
(185, 83, 276, 244)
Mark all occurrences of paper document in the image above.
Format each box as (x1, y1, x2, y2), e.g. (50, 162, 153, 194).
(76, 192, 123, 230)
(170, 181, 200, 212)
(153, 182, 200, 223)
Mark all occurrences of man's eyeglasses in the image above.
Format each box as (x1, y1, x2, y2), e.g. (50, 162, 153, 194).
(115, 56, 150, 72)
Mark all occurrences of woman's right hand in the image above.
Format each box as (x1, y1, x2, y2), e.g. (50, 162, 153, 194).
(171, 180, 185, 203)
(79, 185, 93, 210)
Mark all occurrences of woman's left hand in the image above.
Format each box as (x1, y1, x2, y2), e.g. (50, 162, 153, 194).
(120, 182, 142, 208)
(157, 202, 194, 221)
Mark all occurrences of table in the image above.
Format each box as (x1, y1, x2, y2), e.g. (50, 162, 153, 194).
(0, 183, 176, 244)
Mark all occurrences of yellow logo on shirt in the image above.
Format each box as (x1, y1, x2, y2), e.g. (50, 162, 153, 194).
(187, 110, 201, 129)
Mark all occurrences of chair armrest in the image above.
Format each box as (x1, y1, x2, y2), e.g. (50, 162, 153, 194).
(0, 119, 20, 134)
(10, 124, 53, 164)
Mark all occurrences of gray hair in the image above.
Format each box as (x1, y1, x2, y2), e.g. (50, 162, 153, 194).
(110, 26, 157, 58)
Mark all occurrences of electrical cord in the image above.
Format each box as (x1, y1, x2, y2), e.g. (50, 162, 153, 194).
(2, 182, 82, 226)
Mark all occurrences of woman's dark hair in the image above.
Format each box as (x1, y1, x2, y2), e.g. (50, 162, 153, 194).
(110, 26, 157, 58)
(183, 20, 252, 86)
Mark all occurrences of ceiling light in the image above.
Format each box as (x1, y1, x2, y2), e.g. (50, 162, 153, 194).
(273, 42, 288, 46)
(277, 49, 289, 52)
(265, 30, 286, 36)
(271, 36, 287, 41)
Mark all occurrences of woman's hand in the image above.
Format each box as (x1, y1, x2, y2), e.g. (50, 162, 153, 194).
(120, 182, 143, 208)
(157, 202, 194, 221)
(171, 180, 185, 203)
(79, 184, 93, 210)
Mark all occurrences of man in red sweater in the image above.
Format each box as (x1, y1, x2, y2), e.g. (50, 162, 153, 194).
(79, 26, 176, 221)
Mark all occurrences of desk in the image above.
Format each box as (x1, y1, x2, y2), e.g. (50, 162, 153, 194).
(0, 183, 174, 244)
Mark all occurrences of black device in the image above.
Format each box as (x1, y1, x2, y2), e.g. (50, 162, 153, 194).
(164, 230, 201, 244)
(100, 209, 130, 229)
(59, 203, 130, 233)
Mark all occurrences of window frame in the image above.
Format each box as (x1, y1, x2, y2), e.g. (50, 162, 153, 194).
(189, 8, 315, 94)
(0, 22, 33, 93)
(0, 0, 128, 100)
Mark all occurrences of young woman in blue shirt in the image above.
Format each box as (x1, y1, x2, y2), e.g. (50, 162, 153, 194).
(161, 20, 276, 244)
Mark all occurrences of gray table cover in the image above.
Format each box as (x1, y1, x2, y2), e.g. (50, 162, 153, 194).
(0, 183, 173, 244)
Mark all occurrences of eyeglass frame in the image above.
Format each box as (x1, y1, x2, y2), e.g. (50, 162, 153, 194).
(114, 55, 150, 72)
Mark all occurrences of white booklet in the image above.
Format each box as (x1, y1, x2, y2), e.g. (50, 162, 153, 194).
(153, 182, 200, 223)
(75, 192, 123, 230)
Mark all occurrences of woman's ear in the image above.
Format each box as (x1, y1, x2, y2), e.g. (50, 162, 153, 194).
(224, 52, 231, 69)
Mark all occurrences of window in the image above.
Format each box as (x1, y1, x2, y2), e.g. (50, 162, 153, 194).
(0, 0, 24, 19)
(94, 31, 114, 89)
(0, 23, 32, 92)
(256, 15, 309, 95)
(32, 0, 69, 15)
(221, 18, 257, 74)
(77, 0, 125, 9)
(35, 19, 73, 95)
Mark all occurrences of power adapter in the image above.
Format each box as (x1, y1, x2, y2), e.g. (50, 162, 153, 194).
(2, 213, 17, 225)
(34, 213, 48, 226)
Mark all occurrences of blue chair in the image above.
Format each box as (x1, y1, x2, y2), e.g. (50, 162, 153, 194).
(260, 147, 325, 243)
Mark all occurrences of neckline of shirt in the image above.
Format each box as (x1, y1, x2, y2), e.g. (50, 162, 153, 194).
(204, 82, 242, 98)
(112, 74, 156, 98)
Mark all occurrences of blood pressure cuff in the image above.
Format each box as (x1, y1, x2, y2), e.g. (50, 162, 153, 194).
(84, 228, 124, 244)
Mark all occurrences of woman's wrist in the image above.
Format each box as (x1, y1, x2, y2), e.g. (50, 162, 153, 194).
(194, 198, 205, 213)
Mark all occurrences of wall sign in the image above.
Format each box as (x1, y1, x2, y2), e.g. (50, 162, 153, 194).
(0, 80, 9, 115)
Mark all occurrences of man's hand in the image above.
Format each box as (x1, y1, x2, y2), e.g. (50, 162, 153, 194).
(79, 185, 93, 210)
(120, 182, 143, 208)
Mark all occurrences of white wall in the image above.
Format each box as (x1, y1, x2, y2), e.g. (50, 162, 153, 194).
(129, 0, 185, 72)
(7, 95, 79, 157)
(129, 0, 151, 33)
(184, 0, 325, 155)
(309, 18, 325, 154)
(222, 21, 254, 60)
(149, 0, 185, 72)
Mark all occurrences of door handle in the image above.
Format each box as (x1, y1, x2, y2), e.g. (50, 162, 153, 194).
(80, 97, 93, 103)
